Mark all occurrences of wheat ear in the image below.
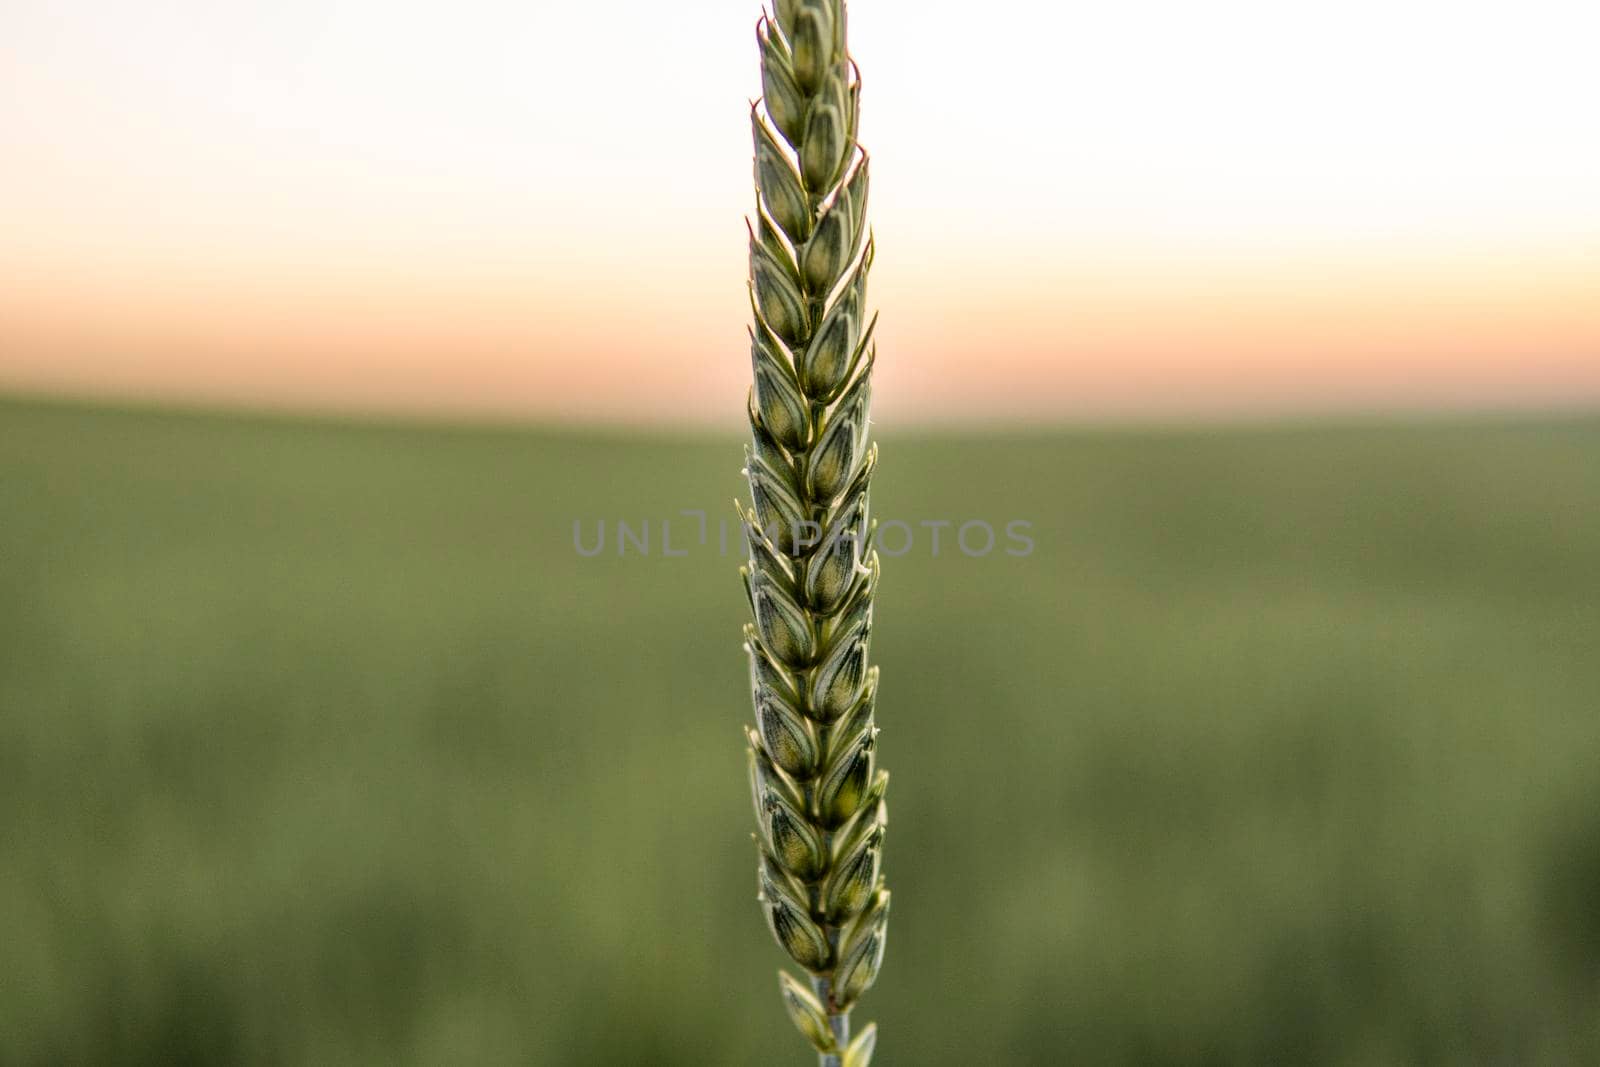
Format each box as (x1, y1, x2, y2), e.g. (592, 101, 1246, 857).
(739, 2, 886, 1065)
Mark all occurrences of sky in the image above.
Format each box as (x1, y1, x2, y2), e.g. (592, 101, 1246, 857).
(1, 0, 1597, 423)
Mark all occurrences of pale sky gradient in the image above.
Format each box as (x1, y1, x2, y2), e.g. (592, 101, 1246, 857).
(2, 0, 1597, 422)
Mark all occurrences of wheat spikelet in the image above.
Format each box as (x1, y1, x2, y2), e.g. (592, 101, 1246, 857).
(739, 2, 886, 1064)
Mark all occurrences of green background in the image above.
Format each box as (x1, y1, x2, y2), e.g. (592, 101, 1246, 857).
(3, 397, 1599, 1064)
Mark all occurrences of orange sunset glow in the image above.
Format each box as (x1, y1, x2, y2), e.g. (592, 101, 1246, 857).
(2, 0, 1597, 423)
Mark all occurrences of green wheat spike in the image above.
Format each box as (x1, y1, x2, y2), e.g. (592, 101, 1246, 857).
(740, 2, 887, 1064)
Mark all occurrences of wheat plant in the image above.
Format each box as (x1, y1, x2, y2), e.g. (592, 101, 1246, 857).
(738, 1, 886, 1065)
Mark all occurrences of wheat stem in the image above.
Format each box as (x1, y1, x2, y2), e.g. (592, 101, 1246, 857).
(810, 975, 849, 1067)
(741, 1, 887, 1064)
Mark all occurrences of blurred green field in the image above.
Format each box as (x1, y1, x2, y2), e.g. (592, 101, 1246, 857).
(3, 396, 1600, 1065)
